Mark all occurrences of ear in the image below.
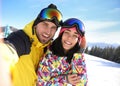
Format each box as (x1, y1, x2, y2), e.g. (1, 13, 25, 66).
(32, 26, 36, 35)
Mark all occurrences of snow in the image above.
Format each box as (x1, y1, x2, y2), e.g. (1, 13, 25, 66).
(85, 54, 120, 86)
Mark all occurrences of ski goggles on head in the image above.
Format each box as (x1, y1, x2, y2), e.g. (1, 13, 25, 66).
(62, 18, 85, 36)
(39, 8, 62, 26)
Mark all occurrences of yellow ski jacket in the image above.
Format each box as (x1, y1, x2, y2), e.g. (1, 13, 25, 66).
(4, 21, 50, 86)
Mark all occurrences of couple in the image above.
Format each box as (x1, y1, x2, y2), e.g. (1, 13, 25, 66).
(1, 3, 87, 86)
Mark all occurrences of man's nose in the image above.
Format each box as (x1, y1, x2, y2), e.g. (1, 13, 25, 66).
(46, 27, 51, 34)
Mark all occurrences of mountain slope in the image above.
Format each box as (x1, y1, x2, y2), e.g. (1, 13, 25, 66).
(85, 54, 120, 86)
(87, 42, 120, 48)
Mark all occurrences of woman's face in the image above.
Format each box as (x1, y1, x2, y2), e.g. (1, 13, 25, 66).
(61, 27, 79, 52)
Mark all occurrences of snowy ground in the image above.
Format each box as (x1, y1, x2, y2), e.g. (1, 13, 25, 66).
(85, 54, 120, 86)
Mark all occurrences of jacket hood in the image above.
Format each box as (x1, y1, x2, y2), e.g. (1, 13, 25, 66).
(23, 20, 50, 48)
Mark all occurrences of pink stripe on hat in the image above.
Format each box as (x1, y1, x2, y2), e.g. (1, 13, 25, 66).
(59, 27, 67, 35)
(59, 27, 77, 35)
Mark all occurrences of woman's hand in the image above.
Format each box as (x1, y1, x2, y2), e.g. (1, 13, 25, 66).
(66, 74, 81, 85)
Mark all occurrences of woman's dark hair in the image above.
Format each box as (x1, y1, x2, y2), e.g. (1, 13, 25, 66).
(50, 33, 80, 63)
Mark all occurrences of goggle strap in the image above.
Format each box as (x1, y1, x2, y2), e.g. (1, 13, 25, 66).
(40, 17, 61, 27)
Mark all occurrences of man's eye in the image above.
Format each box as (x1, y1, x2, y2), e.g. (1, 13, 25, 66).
(51, 27, 57, 30)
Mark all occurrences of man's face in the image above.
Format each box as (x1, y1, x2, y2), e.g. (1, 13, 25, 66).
(35, 21, 57, 44)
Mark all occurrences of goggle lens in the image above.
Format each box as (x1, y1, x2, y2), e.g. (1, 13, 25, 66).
(39, 8, 62, 23)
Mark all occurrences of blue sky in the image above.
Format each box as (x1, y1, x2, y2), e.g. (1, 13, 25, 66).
(1, 0, 120, 44)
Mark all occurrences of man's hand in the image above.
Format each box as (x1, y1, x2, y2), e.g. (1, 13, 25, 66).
(0, 29, 18, 86)
(0, 29, 12, 86)
(0, 28, 19, 71)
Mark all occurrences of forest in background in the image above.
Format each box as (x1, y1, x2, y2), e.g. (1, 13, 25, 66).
(85, 46, 120, 63)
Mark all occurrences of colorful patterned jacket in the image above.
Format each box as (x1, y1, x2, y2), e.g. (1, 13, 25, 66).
(37, 49, 88, 86)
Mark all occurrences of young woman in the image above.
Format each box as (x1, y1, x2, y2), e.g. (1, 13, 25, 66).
(37, 18, 88, 86)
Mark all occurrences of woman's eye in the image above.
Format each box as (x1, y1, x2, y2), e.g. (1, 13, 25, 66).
(64, 32, 69, 35)
(73, 35, 78, 39)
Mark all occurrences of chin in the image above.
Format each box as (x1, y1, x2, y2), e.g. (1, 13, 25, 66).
(64, 47, 71, 51)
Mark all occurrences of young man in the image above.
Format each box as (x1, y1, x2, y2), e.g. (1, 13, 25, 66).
(1, 4, 63, 86)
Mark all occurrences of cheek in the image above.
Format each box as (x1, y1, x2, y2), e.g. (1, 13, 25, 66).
(72, 39, 78, 46)
(35, 27, 42, 33)
(35, 29, 40, 36)
(61, 36, 66, 45)
(62, 35, 67, 40)
(36, 26, 47, 36)
(74, 38, 78, 43)
(51, 31, 56, 37)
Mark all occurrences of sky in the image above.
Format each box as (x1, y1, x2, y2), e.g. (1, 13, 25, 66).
(1, 0, 120, 44)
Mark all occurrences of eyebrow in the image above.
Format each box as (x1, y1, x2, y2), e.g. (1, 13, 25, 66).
(42, 21, 57, 28)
